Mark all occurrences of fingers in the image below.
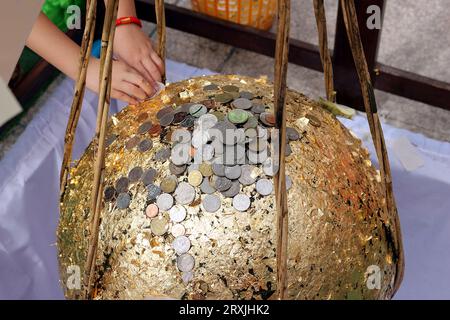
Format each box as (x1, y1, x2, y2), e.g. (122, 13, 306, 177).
(119, 81, 149, 101)
(142, 55, 162, 83)
(112, 89, 139, 105)
(139, 60, 157, 89)
(125, 72, 155, 97)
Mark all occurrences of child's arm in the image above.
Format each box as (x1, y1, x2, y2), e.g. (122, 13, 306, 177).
(26, 12, 155, 104)
(112, 0, 164, 88)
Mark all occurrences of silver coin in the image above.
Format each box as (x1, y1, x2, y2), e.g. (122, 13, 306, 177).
(141, 168, 157, 185)
(239, 91, 254, 100)
(239, 165, 259, 185)
(221, 180, 240, 198)
(212, 163, 225, 176)
(137, 121, 152, 135)
(147, 184, 162, 201)
(197, 114, 218, 130)
(214, 176, 232, 192)
(169, 162, 187, 176)
(116, 193, 131, 209)
(172, 235, 191, 255)
(285, 143, 292, 156)
(104, 186, 116, 202)
(232, 194, 251, 212)
(286, 127, 300, 141)
(200, 177, 216, 194)
(156, 106, 174, 120)
(171, 224, 186, 237)
(155, 147, 171, 162)
(251, 103, 266, 114)
(262, 158, 279, 176)
(128, 166, 143, 182)
(174, 182, 196, 205)
(138, 139, 153, 152)
(177, 253, 195, 272)
(171, 143, 192, 165)
(169, 204, 187, 223)
(160, 112, 174, 127)
(156, 193, 174, 211)
(224, 165, 241, 180)
(202, 194, 221, 213)
(182, 271, 194, 283)
(189, 104, 207, 118)
(256, 178, 273, 196)
(171, 128, 191, 144)
(286, 175, 293, 190)
(232, 98, 252, 110)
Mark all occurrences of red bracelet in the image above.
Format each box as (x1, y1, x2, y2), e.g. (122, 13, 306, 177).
(116, 16, 142, 28)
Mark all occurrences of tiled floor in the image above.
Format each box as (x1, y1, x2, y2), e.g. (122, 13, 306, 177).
(1, 0, 449, 160)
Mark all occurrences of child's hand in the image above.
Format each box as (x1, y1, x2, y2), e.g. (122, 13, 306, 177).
(113, 24, 164, 89)
(86, 58, 154, 105)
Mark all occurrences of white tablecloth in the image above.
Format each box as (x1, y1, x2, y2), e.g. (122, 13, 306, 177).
(1, 60, 449, 299)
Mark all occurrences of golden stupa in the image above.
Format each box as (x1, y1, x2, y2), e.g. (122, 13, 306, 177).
(58, 74, 402, 300)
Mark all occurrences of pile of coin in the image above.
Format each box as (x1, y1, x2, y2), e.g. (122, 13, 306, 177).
(103, 83, 300, 280)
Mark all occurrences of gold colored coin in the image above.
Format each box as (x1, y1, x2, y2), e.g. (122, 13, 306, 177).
(199, 163, 213, 177)
(188, 170, 203, 187)
(150, 216, 169, 236)
(161, 175, 178, 193)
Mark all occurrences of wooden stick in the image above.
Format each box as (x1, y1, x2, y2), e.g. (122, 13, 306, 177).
(155, 0, 167, 83)
(313, 0, 335, 102)
(60, 0, 97, 200)
(273, 0, 290, 300)
(84, 0, 119, 299)
(339, 0, 404, 294)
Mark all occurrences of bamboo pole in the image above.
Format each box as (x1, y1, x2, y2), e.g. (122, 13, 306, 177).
(155, 0, 167, 83)
(313, 0, 335, 102)
(84, 0, 119, 299)
(273, 0, 290, 300)
(339, 0, 404, 294)
(60, 0, 97, 200)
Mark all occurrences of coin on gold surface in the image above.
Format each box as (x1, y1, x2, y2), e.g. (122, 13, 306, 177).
(188, 170, 203, 187)
(171, 223, 186, 237)
(145, 203, 159, 218)
(177, 253, 195, 272)
(169, 204, 187, 223)
(150, 216, 169, 236)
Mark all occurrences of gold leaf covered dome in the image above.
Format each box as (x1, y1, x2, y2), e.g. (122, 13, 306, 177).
(58, 74, 400, 300)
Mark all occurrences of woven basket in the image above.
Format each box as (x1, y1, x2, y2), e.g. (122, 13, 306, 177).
(191, 0, 277, 30)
